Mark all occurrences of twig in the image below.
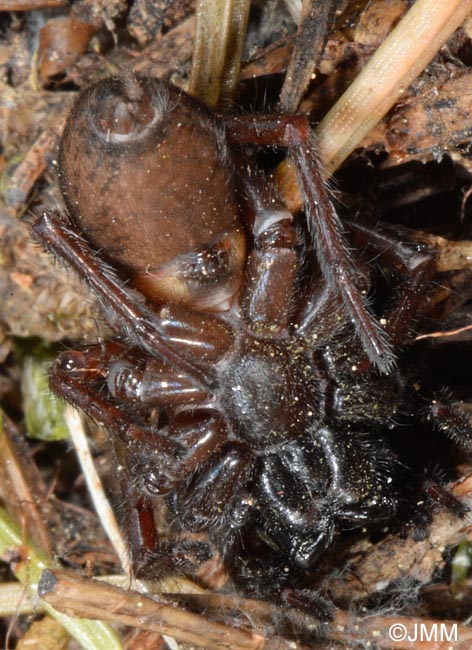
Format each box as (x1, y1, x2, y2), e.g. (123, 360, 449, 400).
(38, 568, 313, 650)
(0, 574, 204, 618)
(168, 590, 324, 634)
(0, 0, 67, 8)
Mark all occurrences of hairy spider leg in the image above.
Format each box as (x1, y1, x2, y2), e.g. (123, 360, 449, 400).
(404, 473, 469, 542)
(224, 114, 395, 373)
(49, 346, 238, 571)
(49, 344, 236, 495)
(33, 211, 216, 392)
(341, 224, 472, 526)
(426, 390, 472, 450)
(347, 222, 438, 346)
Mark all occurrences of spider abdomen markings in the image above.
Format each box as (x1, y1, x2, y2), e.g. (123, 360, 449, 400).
(220, 338, 324, 448)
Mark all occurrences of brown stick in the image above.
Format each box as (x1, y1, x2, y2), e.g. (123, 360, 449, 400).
(0, 0, 67, 9)
(38, 568, 311, 650)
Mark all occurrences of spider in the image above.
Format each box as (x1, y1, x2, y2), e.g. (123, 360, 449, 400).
(33, 73, 471, 614)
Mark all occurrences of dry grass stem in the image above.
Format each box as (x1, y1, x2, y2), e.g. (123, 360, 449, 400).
(279, 0, 341, 112)
(64, 406, 132, 574)
(189, 0, 251, 108)
(317, 0, 472, 174)
(0, 414, 51, 554)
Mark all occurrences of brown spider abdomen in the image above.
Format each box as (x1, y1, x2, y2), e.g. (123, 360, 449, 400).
(58, 75, 243, 280)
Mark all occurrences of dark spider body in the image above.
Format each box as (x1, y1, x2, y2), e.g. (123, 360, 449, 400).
(33, 74, 470, 611)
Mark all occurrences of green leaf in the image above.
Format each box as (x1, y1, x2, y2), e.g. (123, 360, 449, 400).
(20, 341, 69, 442)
